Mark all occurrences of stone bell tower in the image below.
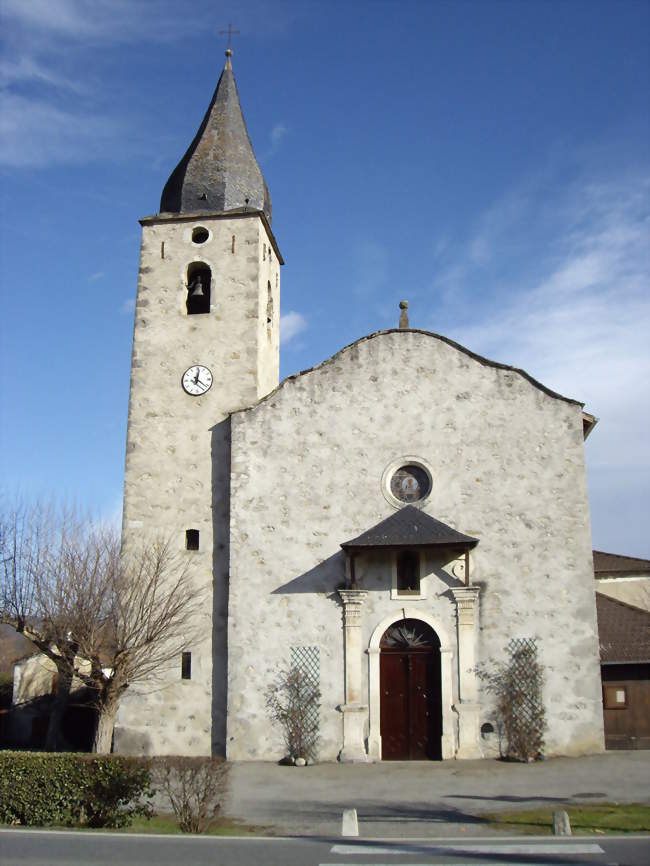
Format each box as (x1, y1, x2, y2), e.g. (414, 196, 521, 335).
(116, 47, 282, 756)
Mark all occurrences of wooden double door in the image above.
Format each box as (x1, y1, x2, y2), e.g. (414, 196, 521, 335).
(379, 619, 442, 760)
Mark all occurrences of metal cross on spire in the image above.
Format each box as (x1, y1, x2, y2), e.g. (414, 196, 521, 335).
(219, 22, 240, 58)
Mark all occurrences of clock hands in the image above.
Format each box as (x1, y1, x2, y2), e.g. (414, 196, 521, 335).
(182, 365, 212, 395)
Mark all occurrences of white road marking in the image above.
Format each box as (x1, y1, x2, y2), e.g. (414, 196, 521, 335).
(330, 842, 605, 855)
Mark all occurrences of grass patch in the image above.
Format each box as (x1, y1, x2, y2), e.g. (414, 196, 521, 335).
(3, 814, 270, 836)
(126, 814, 269, 836)
(485, 803, 650, 835)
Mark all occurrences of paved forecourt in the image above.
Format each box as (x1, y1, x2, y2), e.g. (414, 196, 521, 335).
(224, 751, 650, 837)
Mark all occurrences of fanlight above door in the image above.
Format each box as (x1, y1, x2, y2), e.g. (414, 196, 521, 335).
(380, 618, 440, 650)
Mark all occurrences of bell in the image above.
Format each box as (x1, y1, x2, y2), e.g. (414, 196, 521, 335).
(189, 276, 204, 297)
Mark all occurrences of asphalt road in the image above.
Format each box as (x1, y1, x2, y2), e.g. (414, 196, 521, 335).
(1, 830, 649, 866)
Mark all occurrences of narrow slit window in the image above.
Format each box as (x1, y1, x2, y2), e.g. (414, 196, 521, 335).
(266, 280, 273, 328)
(181, 651, 192, 680)
(396, 550, 420, 594)
(186, 262, 211, 315)
(186, 529, 199, 550)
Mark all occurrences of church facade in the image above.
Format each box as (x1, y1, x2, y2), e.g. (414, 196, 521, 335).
(114, 50, 605, 762)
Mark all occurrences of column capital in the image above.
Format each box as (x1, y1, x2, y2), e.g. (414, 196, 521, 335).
(338, 589, 367, 627)
(338, 589, 368, 617)
(450, 585, 480, 627)
(338, 589, 368, 605)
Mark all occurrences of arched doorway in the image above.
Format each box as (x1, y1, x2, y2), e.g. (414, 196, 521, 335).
(380, 618, 442, 760)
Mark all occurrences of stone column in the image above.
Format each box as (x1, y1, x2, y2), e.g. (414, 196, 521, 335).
(451, 585, 482, 759)
(337, 589, 369, 762)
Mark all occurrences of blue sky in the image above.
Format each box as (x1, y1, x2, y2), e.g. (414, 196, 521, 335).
(1, 0, 649, 556)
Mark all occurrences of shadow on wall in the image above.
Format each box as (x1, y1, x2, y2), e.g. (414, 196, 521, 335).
(1, 691, 96, 751)
(271, 550, 467, 597)
(272, 550, 347, 595)
(211, 417, 232, 758)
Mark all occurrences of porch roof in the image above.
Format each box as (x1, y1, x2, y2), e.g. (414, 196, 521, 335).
(341, 505, 479, 553)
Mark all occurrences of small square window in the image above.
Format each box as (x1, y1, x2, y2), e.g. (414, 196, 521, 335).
(603, 684, 627, 709)
(186, 529, 199, 550)
(397, 550, 420, 594)
(181, 651, 192, 680)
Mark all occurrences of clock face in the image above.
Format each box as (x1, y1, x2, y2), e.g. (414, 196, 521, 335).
(181, 365, 213, 396)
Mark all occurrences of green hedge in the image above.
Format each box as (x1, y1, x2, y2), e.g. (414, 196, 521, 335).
(0, 752, 153, 827)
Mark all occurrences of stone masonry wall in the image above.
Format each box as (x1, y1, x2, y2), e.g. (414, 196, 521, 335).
(115, 212, 279, 756)
(227, 330, 604, 760)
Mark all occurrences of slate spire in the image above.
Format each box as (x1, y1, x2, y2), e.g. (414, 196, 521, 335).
(160, 49, 271, 222)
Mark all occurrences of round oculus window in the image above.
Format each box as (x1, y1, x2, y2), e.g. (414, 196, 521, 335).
(192, 226, 209, 244)
(389, 464, 432, 503)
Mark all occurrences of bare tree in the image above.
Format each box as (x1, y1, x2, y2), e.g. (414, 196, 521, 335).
(0, 501, 86, 750)
(73, 535, 201, 752)
(1, 501, 201, 753)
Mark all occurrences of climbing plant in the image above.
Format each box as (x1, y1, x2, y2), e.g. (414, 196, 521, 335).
(475, 638, 546, 761)
(266, 649, 321, 762)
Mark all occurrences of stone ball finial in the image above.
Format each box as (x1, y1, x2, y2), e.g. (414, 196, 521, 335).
(398, 300, 410, 330)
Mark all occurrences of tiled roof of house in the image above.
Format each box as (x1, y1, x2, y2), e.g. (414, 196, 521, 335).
(596, 592, 650, 663)
(341, 505, 479, 551)
(593, 550, 650, 576)
(0, 624, 38, 674)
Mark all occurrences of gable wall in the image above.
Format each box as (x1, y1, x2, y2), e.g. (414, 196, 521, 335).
(228, 330, 604, 759)
(595, 576, 650, 611)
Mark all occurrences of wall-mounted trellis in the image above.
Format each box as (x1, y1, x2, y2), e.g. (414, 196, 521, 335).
(290, 645, 321, 760)
(291, 645, 320, 685)
(476, 636, 546, 761)
(502, 637, 545, 760)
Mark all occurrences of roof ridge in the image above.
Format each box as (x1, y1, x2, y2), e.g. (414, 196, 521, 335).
(593, 549, 650, 564)
(231, 328, 586, 419)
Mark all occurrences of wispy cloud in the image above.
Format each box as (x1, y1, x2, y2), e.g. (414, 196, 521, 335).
(432, 166, 650, 551)
(0, 0, 199, 43)
(0, 1, 301, 169)
(89, 271, 105, 282)
(270, 122, 288, 148)
(442, 172, 650, 417)
(0, 92, 126, 167)
(0, 55, 86, 92)
(121, 298, 136, 315)
(0, 0, 208, 169)
(261, 122, 288, 160)
(280, 310, 307, 345)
